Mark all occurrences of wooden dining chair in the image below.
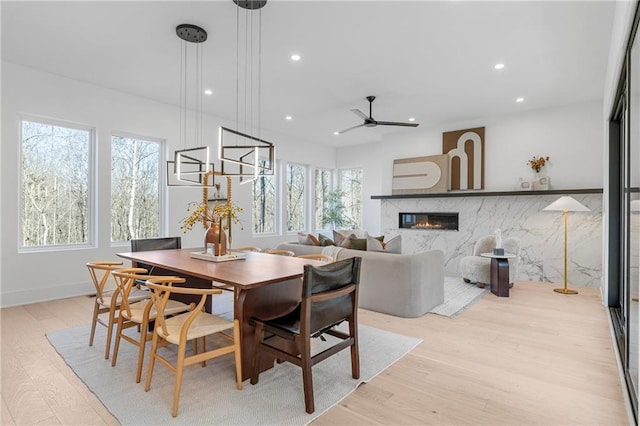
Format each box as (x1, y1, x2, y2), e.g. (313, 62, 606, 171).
(249, 257, 362, 414)
(231, 246, 262, 252)
(86, 261, 150, 359)
(110, 269, 191, 383)
(265, 249, 295, 257)
(297, 253, 334, 262)
(145, 277, 242, 417)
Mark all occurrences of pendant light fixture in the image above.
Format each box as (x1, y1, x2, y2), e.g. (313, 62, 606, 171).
(167, 23, 216, 187)
(218, 0, 275, 184)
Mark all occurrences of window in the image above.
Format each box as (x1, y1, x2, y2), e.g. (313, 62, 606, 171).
(252, 160, 276, 234)
(20, 118, 92, 248)
(339, 168, 363, 229)
(286, 163, 306, 232)
(111, 134, 162, 242)
(315, 168, 332, 230)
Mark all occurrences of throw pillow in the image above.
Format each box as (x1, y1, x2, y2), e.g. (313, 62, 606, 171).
(297, 232, 319, 246)
(334, 231, 356, 248)
(349, 237, 367, 251)
(366, 234, 402, 254)
(366, 236, 385, 252)
(318, 234, 335, 246)
(334, 229, 369, 240)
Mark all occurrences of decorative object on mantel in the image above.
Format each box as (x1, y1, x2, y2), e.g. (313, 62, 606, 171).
(528, 155, 551, 191)
(392, 155, 448, 195)
(543, 196, 590, 295)
(443, 127, 484, 191)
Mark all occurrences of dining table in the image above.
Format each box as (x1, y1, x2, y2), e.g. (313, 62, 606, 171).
(117, 248, 322, 380)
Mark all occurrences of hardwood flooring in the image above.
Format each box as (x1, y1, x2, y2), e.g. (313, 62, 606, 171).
(0, 281, 631, 425)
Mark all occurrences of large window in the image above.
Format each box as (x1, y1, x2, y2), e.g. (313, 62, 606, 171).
(286, 163, 307, 232)
(20, 118, 92, 248)
(252, 161, 277, 234)
(111, 134, 161, 242)
(339, 168, 363, 229)
(315, 168, 332, 230)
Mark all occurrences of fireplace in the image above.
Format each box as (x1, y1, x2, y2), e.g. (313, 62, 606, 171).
(399, 212, 459, 231)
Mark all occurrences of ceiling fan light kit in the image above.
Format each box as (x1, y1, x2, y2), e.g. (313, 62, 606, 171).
(337, 95, 420, 135)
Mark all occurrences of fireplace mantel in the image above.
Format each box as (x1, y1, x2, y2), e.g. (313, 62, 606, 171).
(371, 188, 602, 200)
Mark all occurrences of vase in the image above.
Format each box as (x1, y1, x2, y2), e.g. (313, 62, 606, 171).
(204, 222, 227, 256)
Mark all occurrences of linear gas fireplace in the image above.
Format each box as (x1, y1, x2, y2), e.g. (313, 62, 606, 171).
(399, 212, 459, 231)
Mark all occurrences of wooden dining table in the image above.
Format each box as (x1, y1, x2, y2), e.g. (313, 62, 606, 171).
(117, 248, 322, 380)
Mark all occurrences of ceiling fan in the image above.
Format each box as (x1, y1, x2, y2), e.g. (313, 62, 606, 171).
(336, 96, 420, 135)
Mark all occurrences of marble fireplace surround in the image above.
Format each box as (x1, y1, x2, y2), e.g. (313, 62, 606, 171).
(373, 189, 603, 288)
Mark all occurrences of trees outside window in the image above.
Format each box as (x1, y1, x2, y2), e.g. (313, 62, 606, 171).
(286, 163, 306, 232)
(315, 168, 332, 231)
(111, 135, 161, 242)
(252, 160, 276, 234)
(20, 119, 92, 248)
(339, 168, 363, 229)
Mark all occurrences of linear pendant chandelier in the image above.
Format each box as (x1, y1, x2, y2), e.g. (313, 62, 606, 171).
(167, 23, 216, 187)
(218, 0, 275, 184)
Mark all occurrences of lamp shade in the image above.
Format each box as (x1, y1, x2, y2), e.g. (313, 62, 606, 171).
(543, 196, 590, 212)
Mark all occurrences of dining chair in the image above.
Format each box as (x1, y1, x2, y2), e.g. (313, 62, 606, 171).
(297, 253, 334, 262)
(110, 269, 191, 383)
(130, 237, 182, 275)
(265, 249, 295, 257)
(249, 256, 362, 414)
(86, 261, 149, 359)
(231, 246, 262, 252)
(144, 277, 242, 417)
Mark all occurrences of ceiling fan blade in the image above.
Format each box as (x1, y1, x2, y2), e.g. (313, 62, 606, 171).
(375, 121, 420, 127)
(350, 109, 369, 120)
(337, 123, 366, 134)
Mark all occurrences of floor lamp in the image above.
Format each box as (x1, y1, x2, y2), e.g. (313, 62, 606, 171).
(543, 196, 590, 294)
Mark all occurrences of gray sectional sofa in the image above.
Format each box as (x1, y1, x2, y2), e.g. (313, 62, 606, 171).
(275, 242, 445, 318)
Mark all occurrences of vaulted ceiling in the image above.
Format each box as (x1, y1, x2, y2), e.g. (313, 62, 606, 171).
(1, 1, 615, 147)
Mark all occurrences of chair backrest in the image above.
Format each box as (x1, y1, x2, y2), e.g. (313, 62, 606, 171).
(301, 257, 362, 337)
(86, 261, 124, 302)
(472, 235, 496, 256)
(131, 237, 182, 252)
(145, 278, 223, 338)
(111, 268, 151, 318)
(266, 249, 295, 257)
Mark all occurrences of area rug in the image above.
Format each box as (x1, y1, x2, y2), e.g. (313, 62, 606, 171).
(429, 276, 488, 317)
(47, 323, 421, 425)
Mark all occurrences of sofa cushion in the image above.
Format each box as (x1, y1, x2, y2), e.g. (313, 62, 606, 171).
(318, 234, 335, 246)
(367, 234, 402, 254)
(349, 237, 367, 251)
(297, 232, 319, 246)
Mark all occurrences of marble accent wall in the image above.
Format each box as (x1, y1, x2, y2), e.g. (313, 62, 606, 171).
(381, 193, 603, 288)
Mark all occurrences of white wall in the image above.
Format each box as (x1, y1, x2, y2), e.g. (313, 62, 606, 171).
(337, 101, 604, 236)
(0, 62, 335, 307)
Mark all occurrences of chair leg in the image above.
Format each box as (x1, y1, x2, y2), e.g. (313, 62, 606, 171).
(349, 319, 360, 379)
(199, 336, 206, 367)
(111, 315, 125, 367)
(172, 343, 187, 417)
(300, 338, 314, 414)
(233, 319, 242, 390)
(89, 302, 100, 347)
(145, 332, 159, 392)
(250, 323, 263, 385)
(135, 323, 148, 383)
(105, 308, 117, 360)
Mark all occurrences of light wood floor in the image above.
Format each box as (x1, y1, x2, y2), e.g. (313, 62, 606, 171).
(0, 281, 631, 425)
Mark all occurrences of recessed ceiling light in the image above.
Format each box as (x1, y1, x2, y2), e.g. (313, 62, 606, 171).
(285, 116, 292, 120)
(408, 117, 415, 122)
(494, 63, 505, 70)
(204, 89, 213, 95)
(333, 131, 339, 136)
(516, 97, 524, 103)
(291, 54, 301, 61)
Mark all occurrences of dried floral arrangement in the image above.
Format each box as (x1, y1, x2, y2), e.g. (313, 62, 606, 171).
(527, 155, 550, 173)
(180, 201, 244, 233)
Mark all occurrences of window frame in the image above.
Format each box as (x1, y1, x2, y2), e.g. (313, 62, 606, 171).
(18, 115, 96, 252)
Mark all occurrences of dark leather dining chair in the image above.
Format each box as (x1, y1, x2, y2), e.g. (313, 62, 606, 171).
(130, 237, 181, 275)
(249, 256, 362, 414)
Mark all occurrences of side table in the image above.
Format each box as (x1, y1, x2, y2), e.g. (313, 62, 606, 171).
(480, 253, 516, 297)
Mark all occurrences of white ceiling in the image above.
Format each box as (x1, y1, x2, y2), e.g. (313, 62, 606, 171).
(1, 1, 615, 147)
